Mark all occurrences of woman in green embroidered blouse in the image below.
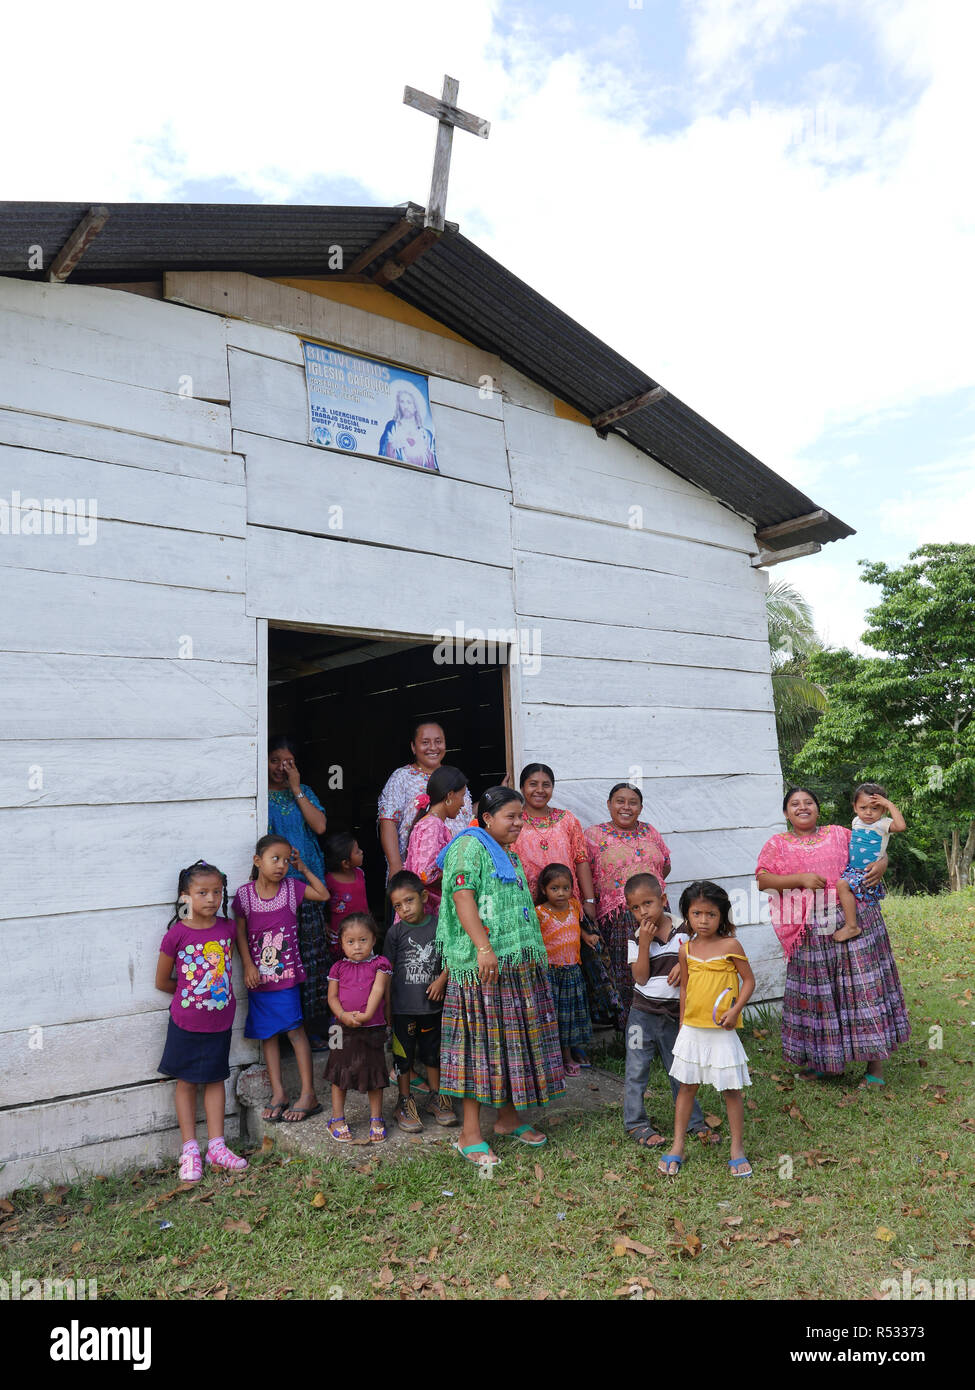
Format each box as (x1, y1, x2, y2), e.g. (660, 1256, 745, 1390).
(436, 786, 566, 1166)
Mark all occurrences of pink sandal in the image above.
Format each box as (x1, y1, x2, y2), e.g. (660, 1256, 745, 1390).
(179, 1145, 203, 1183)
(564, 1061, 582, 1077)
(205, 1138, 248, 1172)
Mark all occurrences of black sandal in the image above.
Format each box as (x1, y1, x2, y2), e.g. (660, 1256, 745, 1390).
(627, 1123, 667, 1148)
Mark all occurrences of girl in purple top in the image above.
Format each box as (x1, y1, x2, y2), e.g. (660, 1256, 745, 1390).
(324, 913, 393, 1144)
(234, 835, 330, 1125)
(156, 859, 247, 1182)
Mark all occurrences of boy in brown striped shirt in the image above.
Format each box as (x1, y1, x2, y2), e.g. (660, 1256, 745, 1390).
(623, 873, 712, 1148)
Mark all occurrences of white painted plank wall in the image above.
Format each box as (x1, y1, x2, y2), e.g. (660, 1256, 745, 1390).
(1, 567, 254, 662)
(0, 279, 260, 1179)
(504, 401, 782, 947)
(4, 1078, 240, 1166)
(238, 429, 510, 566)
(0, 442, 246, 535)
(245, 525, 515, 636)
(0, 654, 257, 740)
(0, 408, 243, 484)
(1, 1113, 243, 1195)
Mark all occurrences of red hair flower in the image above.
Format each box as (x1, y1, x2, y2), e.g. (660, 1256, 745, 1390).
(416, 793, 431, 809)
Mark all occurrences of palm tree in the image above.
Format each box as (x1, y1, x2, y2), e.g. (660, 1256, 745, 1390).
(765, 579, 828, 755)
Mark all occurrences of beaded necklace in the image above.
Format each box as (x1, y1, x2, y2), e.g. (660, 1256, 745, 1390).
(783, 825, 830, 850)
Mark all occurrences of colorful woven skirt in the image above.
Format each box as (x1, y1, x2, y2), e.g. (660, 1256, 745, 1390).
(549, 962, 592, 1050)
(781, 900, 910, 1075)
(440, 959, 566, 1110)
(579, 935, 624, 1031)
(599, 905, 635, 1026)
(297, 897, 331, 1033)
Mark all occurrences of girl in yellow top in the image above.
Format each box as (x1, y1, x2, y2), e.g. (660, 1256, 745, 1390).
(658, 881, 755, 1179)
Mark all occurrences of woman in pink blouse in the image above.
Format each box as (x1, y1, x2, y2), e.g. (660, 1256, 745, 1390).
(585, 783, 671, 1025)
(516, 764, 597, 908)
(756, 787, 909, 1084)
(403, 766, 469, 914)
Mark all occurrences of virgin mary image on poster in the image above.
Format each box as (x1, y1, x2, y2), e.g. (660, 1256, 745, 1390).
(379, 379, 439, 471)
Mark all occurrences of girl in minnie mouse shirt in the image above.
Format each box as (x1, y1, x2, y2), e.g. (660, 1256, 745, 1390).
(234, 834, 329, 1125)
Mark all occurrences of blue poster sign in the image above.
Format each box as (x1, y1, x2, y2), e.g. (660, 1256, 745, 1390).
(301, 341, 439, 473)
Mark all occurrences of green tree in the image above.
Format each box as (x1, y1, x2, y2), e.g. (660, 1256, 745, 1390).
(797, 543, 975, 890)
(765, 579, 828, 778)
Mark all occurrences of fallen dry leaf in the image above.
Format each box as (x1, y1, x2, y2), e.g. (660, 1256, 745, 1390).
(223, 1218, 252, 1234)
(311, 1192, 326, 1209)
(0, 1199, 14, 1215)
(704, 1113, 722, 1129)
(721, 1215, 744, 1227)
(875, 1226, 896, 1243)
(613, 1235, 656, 1257)
(494, 1273, 512, 1289)
(534, 1162, 544, 1182)
(260, 1135, 274, 1154)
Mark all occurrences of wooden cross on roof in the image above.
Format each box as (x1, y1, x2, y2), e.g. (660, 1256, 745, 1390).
(403, 76, 490, 232)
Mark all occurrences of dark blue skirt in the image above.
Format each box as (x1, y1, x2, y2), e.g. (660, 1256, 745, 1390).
(158, 1017, 231, 1084)
(244, 985, 303, 1040)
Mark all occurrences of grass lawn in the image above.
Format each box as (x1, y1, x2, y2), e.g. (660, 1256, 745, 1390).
(3, 892, 973, 1301)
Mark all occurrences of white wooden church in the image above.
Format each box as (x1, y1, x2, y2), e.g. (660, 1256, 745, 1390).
(0, 177, 852, 1188)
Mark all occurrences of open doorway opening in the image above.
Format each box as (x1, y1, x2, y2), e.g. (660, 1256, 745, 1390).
(267, 626, 511, 912)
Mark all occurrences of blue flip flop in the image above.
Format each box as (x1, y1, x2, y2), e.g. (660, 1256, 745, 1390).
(657, 1153, 683, 1176)
(728, 1156, 753, 1177)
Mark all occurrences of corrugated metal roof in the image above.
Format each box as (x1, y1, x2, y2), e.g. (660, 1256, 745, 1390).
(0, 200, 853, 546)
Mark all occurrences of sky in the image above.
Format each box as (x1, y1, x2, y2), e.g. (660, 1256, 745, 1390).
(3, 0, 973, 652)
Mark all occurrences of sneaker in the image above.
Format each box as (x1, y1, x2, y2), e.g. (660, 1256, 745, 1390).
(427, 1092, 459, 1127)
(394, 1095, 424, 1133)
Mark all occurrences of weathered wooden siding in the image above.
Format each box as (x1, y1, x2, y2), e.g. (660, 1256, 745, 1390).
(0, 278, 258, 1194)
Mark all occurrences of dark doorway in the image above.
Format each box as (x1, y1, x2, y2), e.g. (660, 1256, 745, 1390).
(267, 627, 510, 915)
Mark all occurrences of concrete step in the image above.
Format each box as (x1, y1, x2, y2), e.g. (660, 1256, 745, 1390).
(236, 1052, 624, 1165)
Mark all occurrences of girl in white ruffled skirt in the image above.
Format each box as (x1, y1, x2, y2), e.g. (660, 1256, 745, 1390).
(658, 881, 755, 1178)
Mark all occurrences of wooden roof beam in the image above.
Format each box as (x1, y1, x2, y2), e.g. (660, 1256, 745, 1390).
(591, 385, 668, 437)
(751, 540, 822, 568)
(47, 205, 109, 283)
(755, 508, 829, 544)
(346, 216, 416, 274)
(372, 225, 443, 286)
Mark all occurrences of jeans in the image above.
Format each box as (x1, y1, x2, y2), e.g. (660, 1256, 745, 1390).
(623, 1007, 706, 1134)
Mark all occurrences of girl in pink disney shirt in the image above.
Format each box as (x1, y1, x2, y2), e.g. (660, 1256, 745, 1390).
(234, 834, 329, 1125)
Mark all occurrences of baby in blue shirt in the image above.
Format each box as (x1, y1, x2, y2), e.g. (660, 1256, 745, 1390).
(834, 782, 906, 942)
